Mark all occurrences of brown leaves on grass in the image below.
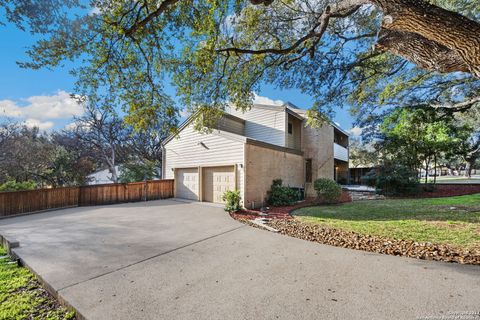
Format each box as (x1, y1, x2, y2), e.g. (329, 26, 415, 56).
(267, 219, 480, 265)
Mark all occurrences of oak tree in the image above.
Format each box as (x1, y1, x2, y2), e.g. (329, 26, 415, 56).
(1, 0, 479, 123)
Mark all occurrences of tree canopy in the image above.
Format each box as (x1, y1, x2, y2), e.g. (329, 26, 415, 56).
(1, 0, 479, 125)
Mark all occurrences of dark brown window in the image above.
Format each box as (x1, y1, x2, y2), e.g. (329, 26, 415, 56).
(305, 159, 312, 183)
(288, 122, 293, 134)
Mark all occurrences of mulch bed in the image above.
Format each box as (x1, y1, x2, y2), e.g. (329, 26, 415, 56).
(230, 191, 352, 220)
(415, 184, 480, 198)
(230, 188, 480, 265)
(267, 219, 480, 265)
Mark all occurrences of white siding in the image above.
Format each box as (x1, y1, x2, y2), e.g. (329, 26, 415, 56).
(334, 143, 348, 162)
(164, 123, 245, 203)
(226, 105, 286, 147)
(216, 116, 245, 136)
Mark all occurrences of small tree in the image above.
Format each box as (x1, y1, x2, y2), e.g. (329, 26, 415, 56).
(222, 190, 241, 212)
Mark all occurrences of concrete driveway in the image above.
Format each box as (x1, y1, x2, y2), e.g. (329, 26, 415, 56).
(0, 199, 479, 320)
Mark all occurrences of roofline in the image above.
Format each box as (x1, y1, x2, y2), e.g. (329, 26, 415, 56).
(163, 109, 248, 145)
(162, 110, 199, 146)
(163, 102, 350, 146)
(332, 123, 350, 137)
(285, 107, 304, 121)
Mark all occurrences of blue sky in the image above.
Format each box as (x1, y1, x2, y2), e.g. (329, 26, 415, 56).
(0, 17, 358, 135)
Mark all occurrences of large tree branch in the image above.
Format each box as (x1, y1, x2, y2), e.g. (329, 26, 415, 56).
(375, 29, 470, 74)
(375, 0, 480, 77)
(431, 96, 480, 113)
(123, 0, 182, 36)
(217, 0, 367, 55)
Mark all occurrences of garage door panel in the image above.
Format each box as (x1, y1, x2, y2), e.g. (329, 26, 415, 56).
(176, 168, 199, 200)
(203, 166, 235, 203)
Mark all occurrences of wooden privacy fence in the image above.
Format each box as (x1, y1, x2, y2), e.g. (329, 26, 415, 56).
(0, 179, 174, 218)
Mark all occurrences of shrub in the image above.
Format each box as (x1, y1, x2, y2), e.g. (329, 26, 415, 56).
(376, 164, 419, 196)
(360, 169, 377, 187)
(0, 180, 37, 192)
(313, 178, 342, 203)
(267, 179, 297, 206)
(222, 190, 241, 212)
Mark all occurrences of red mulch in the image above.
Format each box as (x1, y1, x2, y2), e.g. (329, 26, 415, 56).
(230, 190, 352, 220)
(416, 184, 480, 198)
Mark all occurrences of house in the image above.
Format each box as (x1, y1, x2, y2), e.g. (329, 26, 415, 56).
(86, 166, 121, 185)
(349, 165, 380, 185)
(162, 102, 349, 208)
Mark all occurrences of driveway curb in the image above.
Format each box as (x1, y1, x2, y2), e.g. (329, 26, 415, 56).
(1, 232, 87, 319)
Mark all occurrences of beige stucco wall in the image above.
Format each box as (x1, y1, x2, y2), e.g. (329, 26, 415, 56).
(244, 143, 304, 209)
(302, 123, 335, 197)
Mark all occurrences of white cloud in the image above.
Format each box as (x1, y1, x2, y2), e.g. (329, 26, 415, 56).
(0, 91, 84, 130)
(347, 126, 363, 137)
(64, 122, 78, 131)
(24, 118, 55, 130)
(253, 93, 284, 106)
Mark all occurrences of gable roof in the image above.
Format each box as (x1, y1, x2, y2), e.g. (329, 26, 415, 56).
(162, 101, 349, 146)
(162, 110, 246, 146)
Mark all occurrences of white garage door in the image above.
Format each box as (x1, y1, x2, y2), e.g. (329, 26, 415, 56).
(175, 168, 199, 200)
(203, 166, 235, 203)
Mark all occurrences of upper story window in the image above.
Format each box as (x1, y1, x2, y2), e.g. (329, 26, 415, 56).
(288, 122, 293, 134)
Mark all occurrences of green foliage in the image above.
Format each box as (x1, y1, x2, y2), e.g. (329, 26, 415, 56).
(119, 161, 159, 183)
(0, 123, 95, 187)
(222, 190, 242, 212)
(374, 107, 464, 184)
(313, 178, 342, 203)
(4, 0, 478, 132)
(267, 179, 297, 207)
(0, 180, 36, 192)
(360, 170, 377, 187)
(376, 164, 419, 196)
(0, 246, 75, 319)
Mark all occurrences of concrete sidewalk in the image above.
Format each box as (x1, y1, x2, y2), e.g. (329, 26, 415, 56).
(1, 200, 479, 320)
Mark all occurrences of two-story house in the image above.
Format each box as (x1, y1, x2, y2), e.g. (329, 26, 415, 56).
(162, 102, 349, 208)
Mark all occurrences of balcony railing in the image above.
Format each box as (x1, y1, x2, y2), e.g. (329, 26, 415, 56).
(334, 143, 348, 161)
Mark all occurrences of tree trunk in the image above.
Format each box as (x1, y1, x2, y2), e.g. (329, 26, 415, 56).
(375, 29, 470, 74)
(464, 161, 473, 178)
(424, 158, 430, 184)
(375, 0, 480, 77)
(433, 154, 437, 185)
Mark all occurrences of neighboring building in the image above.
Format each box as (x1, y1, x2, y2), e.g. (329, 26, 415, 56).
(162, 102, 349, 208)
(86, 166, 121, 185)
(349, 165, 379, 185)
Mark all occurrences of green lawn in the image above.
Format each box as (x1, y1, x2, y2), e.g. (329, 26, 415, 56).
(294, 194, 480, 250)
(0, 246, 74, 320)
(426, 175, 480, 184)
